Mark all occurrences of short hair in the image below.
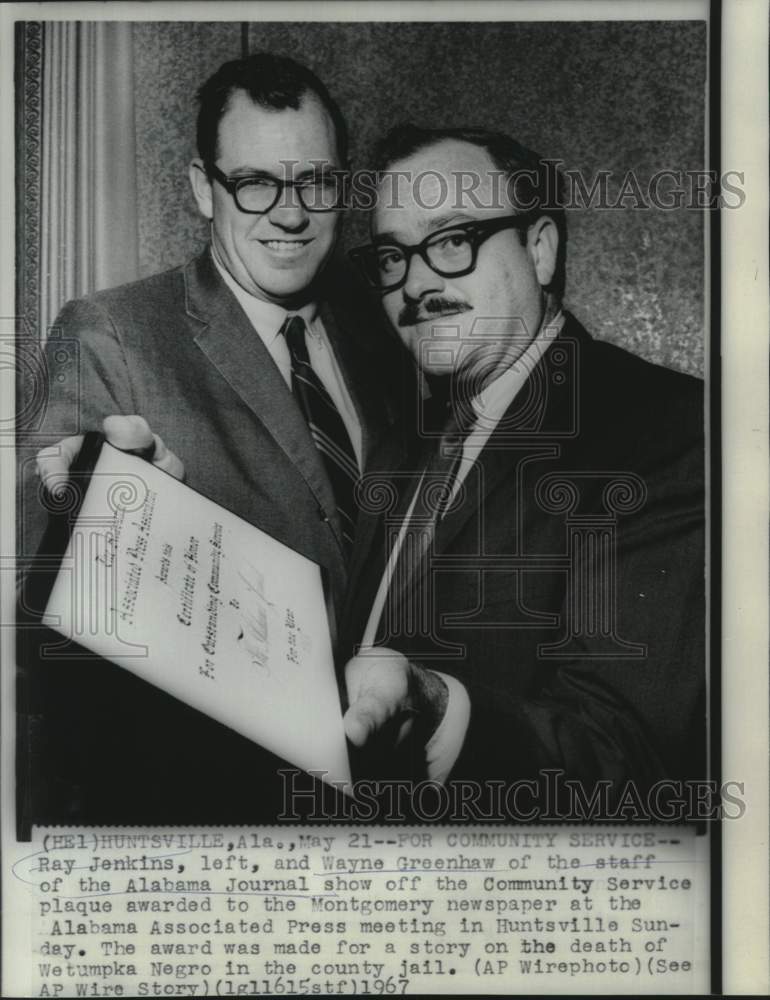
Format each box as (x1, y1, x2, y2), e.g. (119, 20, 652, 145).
(373, 123, 567, 298)
(196, 52, 349, 168)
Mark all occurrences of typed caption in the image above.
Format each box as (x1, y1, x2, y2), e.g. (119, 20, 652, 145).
(4, 824, 710, 996)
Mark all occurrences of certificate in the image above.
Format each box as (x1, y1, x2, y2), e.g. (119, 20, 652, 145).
(41, 438, 352, 792)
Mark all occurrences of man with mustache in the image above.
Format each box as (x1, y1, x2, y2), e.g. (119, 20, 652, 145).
(21, 52, 398, 824)
(33, 115, 705, 816)
(339, 124, 705, 810)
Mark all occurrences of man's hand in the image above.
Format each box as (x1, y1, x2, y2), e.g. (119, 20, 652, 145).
(343, 646, 448, 750)
(36, 415, 185, 496)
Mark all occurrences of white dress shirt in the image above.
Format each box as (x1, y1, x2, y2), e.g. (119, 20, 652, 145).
(363, 313, 565, 783)
(212, 250, 363, 470)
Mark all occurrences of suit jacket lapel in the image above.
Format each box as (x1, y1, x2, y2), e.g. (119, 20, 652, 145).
(345, 426, 409, 596)
(432, 316, 588, 559)
(320, 280, 412, 566)
(385, 318, 586, 617)
(319, 301, 380, 467)
(183, 252, 342, 537)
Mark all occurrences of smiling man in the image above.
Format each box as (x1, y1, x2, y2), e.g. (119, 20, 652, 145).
(340, 124, 705, 814)
(190, 87, 340, 304)
(20, 53, 396, 824)
(26, 54, 390, 601)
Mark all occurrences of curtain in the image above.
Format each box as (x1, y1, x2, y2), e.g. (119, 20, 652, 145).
(37, 22, 139, 341)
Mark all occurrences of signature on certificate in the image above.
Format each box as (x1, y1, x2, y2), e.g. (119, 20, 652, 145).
(234, 561, 277, 673)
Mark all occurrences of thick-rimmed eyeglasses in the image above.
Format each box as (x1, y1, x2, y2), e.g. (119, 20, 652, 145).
(349, 215, 533, 292)
(206, 163, 346, 214)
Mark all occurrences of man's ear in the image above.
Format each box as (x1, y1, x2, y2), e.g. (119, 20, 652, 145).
(189, 159, 214, 221)
(527, 216, 559, 288)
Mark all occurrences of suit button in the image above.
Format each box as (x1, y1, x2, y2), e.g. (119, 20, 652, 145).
(318, 507, 329, 523)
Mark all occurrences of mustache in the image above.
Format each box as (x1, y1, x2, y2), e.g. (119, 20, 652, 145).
(397, 297, 472, 328)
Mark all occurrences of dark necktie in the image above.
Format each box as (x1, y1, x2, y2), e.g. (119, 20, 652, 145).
(283, 315, 359, 555)
(376, 410, 466, 640)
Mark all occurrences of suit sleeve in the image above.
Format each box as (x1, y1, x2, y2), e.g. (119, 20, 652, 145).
(17, 297, 136, 575)
(446, 427, 706, 807)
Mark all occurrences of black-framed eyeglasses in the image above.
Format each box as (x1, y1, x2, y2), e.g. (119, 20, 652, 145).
(206, 163, 347, 214)
(349, 215, 533, 292)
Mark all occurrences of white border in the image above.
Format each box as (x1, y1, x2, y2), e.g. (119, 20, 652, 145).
(1, 1, 768, 995)
(0, 1, 710, 25)
(721, 0, 770, 992)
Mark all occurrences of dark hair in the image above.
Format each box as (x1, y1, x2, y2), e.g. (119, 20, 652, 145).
(196, 52, 349, 168)
(373, 123, 567, 298)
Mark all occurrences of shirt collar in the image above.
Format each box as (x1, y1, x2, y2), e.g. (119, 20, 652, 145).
(420, 311, 565, 415)
(211, 245, 319, 343)
(470, 310, 565, 425)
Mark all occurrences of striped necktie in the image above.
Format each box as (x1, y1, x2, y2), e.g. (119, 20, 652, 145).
(283, 315, 359, 555)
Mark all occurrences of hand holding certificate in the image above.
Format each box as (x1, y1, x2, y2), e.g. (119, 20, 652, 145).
(40, 437, 352, 792)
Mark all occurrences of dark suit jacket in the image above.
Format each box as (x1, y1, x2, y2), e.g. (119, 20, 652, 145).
(341, 314, 705, 814)
(17, 249, 399, 826)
